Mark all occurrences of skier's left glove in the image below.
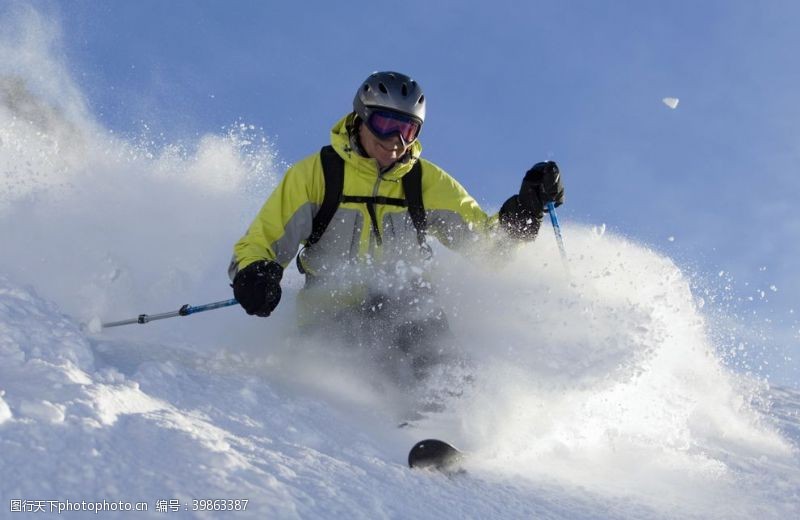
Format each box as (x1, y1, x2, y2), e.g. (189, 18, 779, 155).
(499, 160, 565, 240)
(232, 260, 283, 317)
(520, 161, 564, 211)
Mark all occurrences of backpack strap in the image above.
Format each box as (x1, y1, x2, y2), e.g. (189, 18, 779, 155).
(402, 160, 427, 247)
(307, 145, 344, 246)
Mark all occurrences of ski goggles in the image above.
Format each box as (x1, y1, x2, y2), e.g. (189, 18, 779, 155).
(365, 109, 421, 143)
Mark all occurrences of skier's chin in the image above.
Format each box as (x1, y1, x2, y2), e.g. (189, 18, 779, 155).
(375, 148, 400, 167)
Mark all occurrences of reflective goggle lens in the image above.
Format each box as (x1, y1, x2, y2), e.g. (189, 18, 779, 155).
(366, 110, 421, 143)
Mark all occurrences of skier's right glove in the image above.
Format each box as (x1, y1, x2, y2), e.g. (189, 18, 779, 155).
(232, 260, 283, 317)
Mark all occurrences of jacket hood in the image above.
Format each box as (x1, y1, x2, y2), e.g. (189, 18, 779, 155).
(329, 113, 423, 181)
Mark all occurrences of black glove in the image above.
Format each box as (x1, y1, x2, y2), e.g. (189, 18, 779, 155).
(498, 194, 542, 240)
(232, 260, 283, 317)
(519, 161, 565, 211)
(499, 161, 564, 240)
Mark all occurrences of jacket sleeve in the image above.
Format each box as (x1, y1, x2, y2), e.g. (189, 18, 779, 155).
(229, 154, 323, 279)
(419, 160, 498, 251)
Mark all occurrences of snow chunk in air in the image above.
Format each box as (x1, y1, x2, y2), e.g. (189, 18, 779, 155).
(662, 97, 680, 109)
(0, 392, 11, 424)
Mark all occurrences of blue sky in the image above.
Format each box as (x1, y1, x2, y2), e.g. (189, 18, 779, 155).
(8, 0, 800, 383)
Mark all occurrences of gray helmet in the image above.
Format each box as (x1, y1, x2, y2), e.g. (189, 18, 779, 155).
(353, 71, 426, 124)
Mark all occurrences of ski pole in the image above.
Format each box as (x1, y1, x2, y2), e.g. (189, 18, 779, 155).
(101, 298, 239, 329)
(546, 201, 568, 265)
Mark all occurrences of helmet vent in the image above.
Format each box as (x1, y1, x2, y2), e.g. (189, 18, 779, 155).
(363, 85, 370, 93)
(418, 95, 425, 105)
(401, 84, 408, 96)
(378, 83, 388, 94)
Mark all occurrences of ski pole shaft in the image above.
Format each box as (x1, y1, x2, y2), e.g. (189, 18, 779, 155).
(101, 298, 239, 329)
(546, 201, 568, 264)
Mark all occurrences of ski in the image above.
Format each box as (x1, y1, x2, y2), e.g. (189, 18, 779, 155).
(407, 439, 464, 472)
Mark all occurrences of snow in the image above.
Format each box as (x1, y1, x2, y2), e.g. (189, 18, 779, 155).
(1, 9, 799, 520)
(2, 247, 799, 519)
(0, 392, 11, 424)
(662, 97, 680, 109)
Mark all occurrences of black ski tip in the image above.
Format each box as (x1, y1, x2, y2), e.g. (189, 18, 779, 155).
(408, 439, 463, 471)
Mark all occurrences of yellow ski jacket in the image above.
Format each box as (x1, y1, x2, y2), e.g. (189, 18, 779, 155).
(230, 114, 501, 318)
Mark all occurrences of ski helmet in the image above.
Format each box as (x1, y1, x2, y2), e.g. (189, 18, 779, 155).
(353, 71, 426, 124)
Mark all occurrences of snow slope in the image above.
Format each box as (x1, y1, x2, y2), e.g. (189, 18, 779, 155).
(2, 265, 798, 519)
(2, 242, 799, 519)
(1, 7, 799, 519)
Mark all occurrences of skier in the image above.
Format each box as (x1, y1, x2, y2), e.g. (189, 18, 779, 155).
(229, 71, 564, 378)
